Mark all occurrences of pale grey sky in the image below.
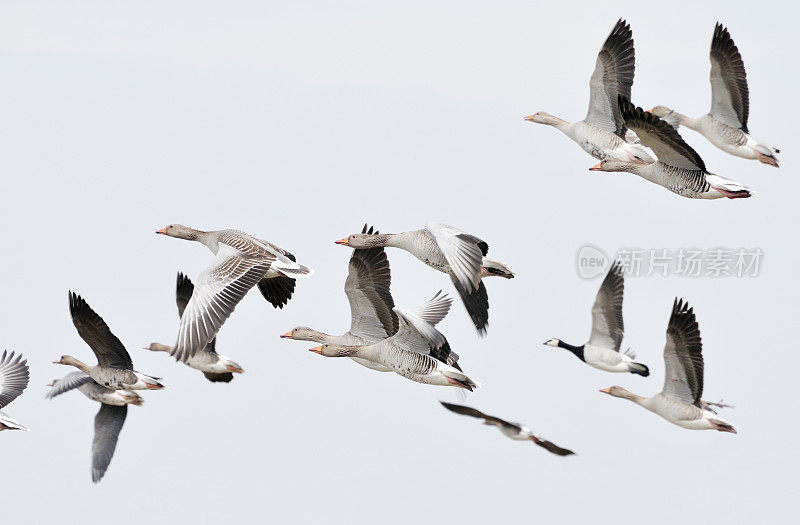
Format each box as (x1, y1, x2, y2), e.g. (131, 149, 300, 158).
(1, 1, 797, 523)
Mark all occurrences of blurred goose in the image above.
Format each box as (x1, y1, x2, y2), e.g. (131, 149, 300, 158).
(336, 222, 513, 335)
(0, 350, 30, 431)
(146, 273, 244, 383)
(544, 262, 649, 376)
(46, 373, 142, 482)
(525, 19, 655, 164)
(156, 224, 313, 362)
(53, 293, 165, 391)
(650, 23, 779, 167)
(440, 402, 574, 456)
(308, 292, 478, 390)
(601, 298, 737, 433)
(591, 97, 752, 199)
(283, 225, 398, 372)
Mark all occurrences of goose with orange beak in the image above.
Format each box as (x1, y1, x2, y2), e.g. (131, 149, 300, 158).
(144, 272, 244, 383)
(55, 292, 166, 391)
(304, 292, 479, 391)
(588, 96, 751, 199)
(600, 298, 736, 433)
(524, 19, 655, 165)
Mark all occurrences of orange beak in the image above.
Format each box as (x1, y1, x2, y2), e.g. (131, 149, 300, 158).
(334, 237, 350, 246)
(52, 360, 60, 364)
(309, 345, 322, 354)
(280, 331, 293, 339)
(589, 162, 603, 171)
(523, 115, 535, 122)
(156, 227, 167, 234)
(599, 387, 611, 394)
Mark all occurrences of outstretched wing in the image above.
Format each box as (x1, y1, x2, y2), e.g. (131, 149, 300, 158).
(709, 23, 749, 132)
(662, 298, 704, 406)
(585, 19, 635, 138)
(588, 262, 625, 351)
(425, 223, 485, 292)
(45, 371, 95, 399)
(0, 350, 29, 408)
(69, 292, 133, 370)
(345, 226, 398, 341)
(619, 96, 706, 171)
(92, 404, 128, 483)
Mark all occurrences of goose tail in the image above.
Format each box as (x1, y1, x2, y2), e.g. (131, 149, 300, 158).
(706, 174, 752, 199)
(627, 362, 649, 377)
(752, 143, 780, 167)
(442, 370, 480, 391)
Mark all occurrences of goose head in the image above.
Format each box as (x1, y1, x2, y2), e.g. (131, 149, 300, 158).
(543, 338, 561, 348)
(524, 112, 563, 126)
(590, 159, 641, 173)
(281, 326, 325, 342)
(52, 355, 86, 368)
(308, 344, 355, 358)
(648, 105, 674, 118)
(599, 386, 639, 401)
(155, 224, 199, 240)
(335, 233, 388, 248)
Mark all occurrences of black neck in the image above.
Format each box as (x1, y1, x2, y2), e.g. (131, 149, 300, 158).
(558, 341, 585, 362)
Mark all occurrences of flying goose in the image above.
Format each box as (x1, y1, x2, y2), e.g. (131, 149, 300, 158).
(46, 372, 144, 406)
(544, 262, 649, 376)
(282, 225, 398, 372)
(600, 299, 736, 433)
(146, 272, 244, 383)
(650, 23, 779, 167)
(46, 373, 142, 482)
(0, 350, 30, 431)
(440, 402, 575, 456)
(155, 224, 313, 362)
(53, 292, 166, 391)
(524, 19, 655, 164)
(335, 222, 513, 335)
(308, 292, 478, 390)
(591, 97, 752, 199)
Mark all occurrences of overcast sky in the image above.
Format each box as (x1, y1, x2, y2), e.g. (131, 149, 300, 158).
(1, 1, 796, 523)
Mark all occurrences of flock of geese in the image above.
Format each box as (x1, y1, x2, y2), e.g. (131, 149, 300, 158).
(0, 19, 775, 482)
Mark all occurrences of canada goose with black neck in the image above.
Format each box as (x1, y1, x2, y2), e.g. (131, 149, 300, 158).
(544, 262, 649, 376)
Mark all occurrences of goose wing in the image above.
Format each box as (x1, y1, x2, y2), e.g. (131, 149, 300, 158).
(585, 19, 635, 138)
(389, 292, 459, 367)
(69, 292, 133, 370)
(709, 23, 749, 132)
(45, 371, 95, 399)
(345, 225, 399, 341)
(0, 350, 29, 408)
(619, 96, 707, 171)
(425, 223, 485, 292)
(661, 298, 704, 406)
(172, 243, 273, 362)
(92, 403, 127, 483)
(175, 273, 217, 355)
(588, 262, 625, 351)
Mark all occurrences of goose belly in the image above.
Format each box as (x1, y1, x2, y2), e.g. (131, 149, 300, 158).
(349, 356, 393, 372)
(646, 396, 708, 429)
(374, 347, 443, 384)
(583, 345, 628, 373)
(571, 124, 623, 160)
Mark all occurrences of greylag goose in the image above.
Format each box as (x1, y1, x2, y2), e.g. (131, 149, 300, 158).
(0, 350, 30, 431)
(650, 23, 779, 167)
(524, 19, 655, 164)
(308, 292, 478, 390)
(46, 372, 144, 406)
(146, 272, 244, 383)
(53, 292, 166, 391)
(544, 262, 649, 376)
(591, 97, 752, 199)
(46, 373, 142, 482)
(155, 224, 313, 362)
(600, 298, 737, 433)
(440, 402, 574, 456)
(283, 225, 398, 372)
(335, 222, 513, 335)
